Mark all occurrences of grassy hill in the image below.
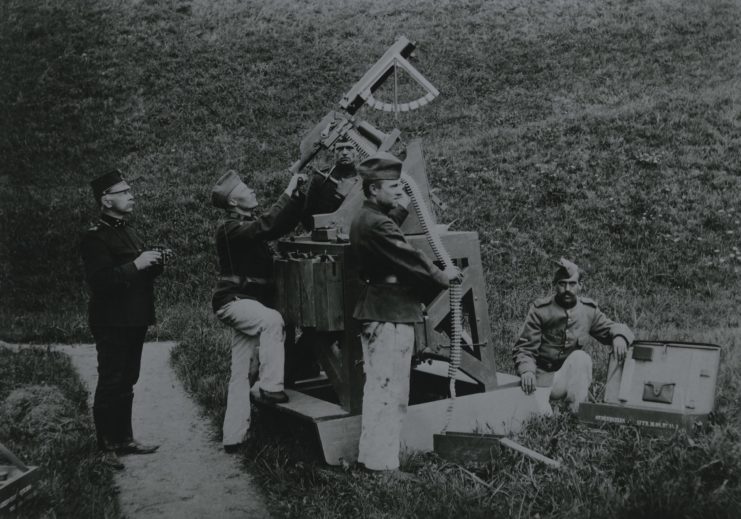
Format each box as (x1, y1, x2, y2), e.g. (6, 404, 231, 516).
(2, 0, 740, 342)
(2, 0, 741, 517)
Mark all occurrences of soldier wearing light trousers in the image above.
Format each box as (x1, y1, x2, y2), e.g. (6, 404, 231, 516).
(350, 152, 460, 473)
(211, 170, 304, 452)
(513, 258, 635, 413)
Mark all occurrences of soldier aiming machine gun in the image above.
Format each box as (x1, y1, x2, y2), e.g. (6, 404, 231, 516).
(267, 37, 547, 465)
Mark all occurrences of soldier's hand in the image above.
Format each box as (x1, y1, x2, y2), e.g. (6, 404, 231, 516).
(134, 250, 162, 270)
(285, 173, 307, 196)
(443, 265, 463, 283)
(613, 336, 628, 363)
(520, 372, 536, 394)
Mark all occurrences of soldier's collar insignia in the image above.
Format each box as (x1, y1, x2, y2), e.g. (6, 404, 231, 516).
(227, 210, 254, 221)
(99, 214, 126, 228)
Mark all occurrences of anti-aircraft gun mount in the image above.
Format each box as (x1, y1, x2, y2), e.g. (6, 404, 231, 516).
(258, 37, 549, 465)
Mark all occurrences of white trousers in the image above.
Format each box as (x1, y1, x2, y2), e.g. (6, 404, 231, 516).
(216, 298, 285, 446)
(536, 350, 593, 413)
(357, 321, 414, 471)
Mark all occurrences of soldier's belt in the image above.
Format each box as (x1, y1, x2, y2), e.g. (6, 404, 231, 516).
(217, 275, 270, 286)
(366, 275, 399, 285)
(536, 357, 565, 372)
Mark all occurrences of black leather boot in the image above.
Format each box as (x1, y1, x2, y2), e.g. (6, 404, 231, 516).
(115, 393, 158, 455)
(93, 405, 118, 451)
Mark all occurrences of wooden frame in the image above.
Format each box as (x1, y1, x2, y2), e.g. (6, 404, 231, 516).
(0, 443, 38, 512)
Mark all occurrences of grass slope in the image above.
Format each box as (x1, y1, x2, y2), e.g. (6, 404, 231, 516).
(2, 0, 741, 517)
(2, 0, 740, 342)
(0, 347, 120, 518)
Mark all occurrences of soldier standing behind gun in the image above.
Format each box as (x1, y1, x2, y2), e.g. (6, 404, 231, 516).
(301, 136, 360, 230)
(80, 171, 169, 470)
(211, 170, 305, 453)
(513, 258, 635, 413)
(350, 152, 461, 475)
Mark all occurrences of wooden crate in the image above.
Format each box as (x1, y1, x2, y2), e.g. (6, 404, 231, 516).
(0, 465, 39, 512)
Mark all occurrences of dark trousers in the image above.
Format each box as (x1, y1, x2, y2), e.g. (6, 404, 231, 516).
(90, 325, 147, 448)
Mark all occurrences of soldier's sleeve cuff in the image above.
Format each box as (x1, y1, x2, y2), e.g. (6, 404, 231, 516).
(122, 262, 139, 279)
(515, 363, 536, 376)
(614, 334, 632, 345)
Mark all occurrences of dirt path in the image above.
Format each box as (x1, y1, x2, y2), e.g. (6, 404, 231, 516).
(59, 342, 271, 519)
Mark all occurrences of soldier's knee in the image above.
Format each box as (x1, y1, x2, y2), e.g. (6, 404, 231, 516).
(262, 308, 284, 331)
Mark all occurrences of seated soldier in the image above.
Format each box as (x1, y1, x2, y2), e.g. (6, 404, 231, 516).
(301, 136, 360, 230)
(512, 258, 634, 413)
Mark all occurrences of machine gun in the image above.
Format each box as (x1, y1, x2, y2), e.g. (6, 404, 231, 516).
(287, 35, 439, 177)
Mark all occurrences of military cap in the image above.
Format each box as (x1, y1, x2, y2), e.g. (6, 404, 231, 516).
(553, 257, 581, 282)
(90, 170, 129, 201)
(211, 170, 243, 209)
(358, 152, 403, 181)
(334, 137, 355, 150)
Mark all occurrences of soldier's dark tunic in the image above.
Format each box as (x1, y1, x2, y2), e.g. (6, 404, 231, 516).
(301, 164, 356, 230)
(80, 213, 162, 448)
(212, 193, 303, 313)
(350, 200, 448, 323)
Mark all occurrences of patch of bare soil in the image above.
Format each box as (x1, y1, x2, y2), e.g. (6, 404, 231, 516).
(61, 342, 271, 519)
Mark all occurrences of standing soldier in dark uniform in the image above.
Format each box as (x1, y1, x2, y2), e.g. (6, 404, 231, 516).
(349, 152, 461, 474)
(81, 171, 166, 469)
(287, 137, 360, 382)
(211, 170, 305, 452)
(301, 137, 360, 230)
(513, 258, 634, 413)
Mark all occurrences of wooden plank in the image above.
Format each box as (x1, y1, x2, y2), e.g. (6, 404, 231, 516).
(577, 402, 705, 435)
(433, 433, 561, 468)
(433, 432, 499, 464)
(313, 259, 344, 331)
(309, 334, 348, 409)
(498, 438, 561, 468)
(273, 258, 289, 321)
(285, 258, 303, 325)
(256, 375, 550, 466)
(261, 389, 349, 421)
(315, 415, 362, 465)
(0, 444, 27, 472)
(298, 258, 317, 327)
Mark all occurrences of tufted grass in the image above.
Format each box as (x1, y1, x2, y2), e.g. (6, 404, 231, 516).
(2, 0, 741, 517)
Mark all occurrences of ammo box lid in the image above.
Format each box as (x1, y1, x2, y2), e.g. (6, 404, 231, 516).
(602, 340, 721, 415)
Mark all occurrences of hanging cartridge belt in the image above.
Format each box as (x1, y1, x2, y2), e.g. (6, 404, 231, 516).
(401, 172, 463, 434)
